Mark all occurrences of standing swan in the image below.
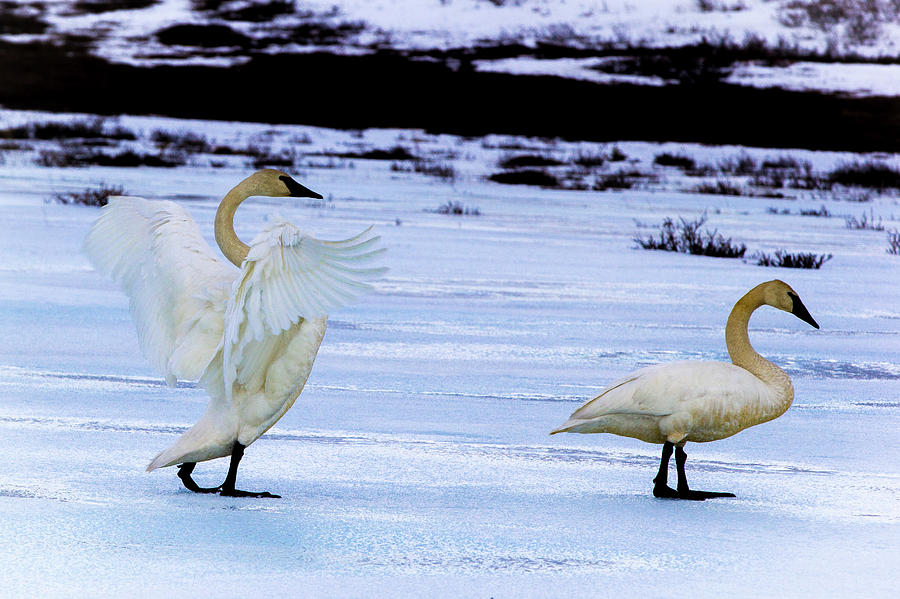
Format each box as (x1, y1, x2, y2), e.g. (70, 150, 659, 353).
(84, 169, 386, 497)
(551, 280, 818, 500)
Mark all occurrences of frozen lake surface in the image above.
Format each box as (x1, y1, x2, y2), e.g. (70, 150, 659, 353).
(1, 116, 899, 597)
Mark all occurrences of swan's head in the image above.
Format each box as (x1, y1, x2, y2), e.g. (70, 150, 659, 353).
(763, 279, 819, 329)
(246, 169, 323, 200)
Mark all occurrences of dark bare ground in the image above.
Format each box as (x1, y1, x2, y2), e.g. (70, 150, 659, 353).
(1, 39, 899, 152)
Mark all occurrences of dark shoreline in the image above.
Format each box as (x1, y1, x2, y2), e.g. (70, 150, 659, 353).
(2, 40, 899, 153)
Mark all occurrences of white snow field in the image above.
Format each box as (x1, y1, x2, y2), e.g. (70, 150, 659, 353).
(21, 0, 900, 61)
(1, 112, 899, 598)
(7, 0, 900, 96)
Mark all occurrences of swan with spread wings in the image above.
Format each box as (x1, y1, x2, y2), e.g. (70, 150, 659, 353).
(84, 169, 386, 497)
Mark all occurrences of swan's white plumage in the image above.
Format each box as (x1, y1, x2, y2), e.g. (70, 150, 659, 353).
(219, 219, 386, 403)
(83, 172, 385, 474)
(552, 360, 777, 444)
(551, 280, 818, 451)
(83, 196, 235, 386)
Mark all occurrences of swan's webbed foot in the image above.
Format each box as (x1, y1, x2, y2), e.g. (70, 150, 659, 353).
(653, 483, 734, 501)
(652, 442, 735, 501)
(176, 443, 281, 499)
(177, 462, 220, 494)
(219, 487, 281, 499)
(652, 480, 681, 499)
(677, 489, 735, 500)
(216, 441, 281, 499)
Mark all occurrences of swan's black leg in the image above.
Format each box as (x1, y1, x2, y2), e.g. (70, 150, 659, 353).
(652, 441, 679, 498)
(674, 445, 735, 500)
(218, 442, 280, 499)
(177, 462, 220, 494)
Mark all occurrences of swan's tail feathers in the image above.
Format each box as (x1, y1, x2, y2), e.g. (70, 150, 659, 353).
(146, 441, 226, 472)
(147, 446, 181, 472)
(146, 417, 233, 472)
(550, 419, 591, 435)
(146, 435, 203, 472)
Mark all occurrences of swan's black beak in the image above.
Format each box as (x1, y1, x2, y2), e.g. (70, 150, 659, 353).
(279, 175, 323, 199)
(788, 292, 819, 329)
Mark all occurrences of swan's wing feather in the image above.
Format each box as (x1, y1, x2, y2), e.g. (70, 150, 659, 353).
(569, 361, 763, 420)
(83, 196, 237, 385)
(219, 221, 386, 400)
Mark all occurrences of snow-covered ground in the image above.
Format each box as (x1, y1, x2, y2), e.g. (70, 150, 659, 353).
(1, 110, 898, 597)
(474, 56, 900, 97)
(23, 0, 900, 58)
(5, 1, 900, 97)
(728, 60, 900, 97)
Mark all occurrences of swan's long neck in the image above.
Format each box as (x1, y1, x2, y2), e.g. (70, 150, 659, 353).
(215, 180, 253, 267)
(724, 285, 794, 418)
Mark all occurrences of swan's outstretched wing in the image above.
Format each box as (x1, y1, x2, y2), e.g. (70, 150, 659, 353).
(84, 196, 237, 385)
(216, 219, 387, 401)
